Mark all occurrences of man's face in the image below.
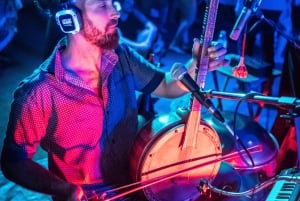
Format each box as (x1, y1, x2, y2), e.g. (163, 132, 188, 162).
(78, 0, 120, 49)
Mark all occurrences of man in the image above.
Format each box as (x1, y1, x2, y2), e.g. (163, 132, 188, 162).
(1, 0, 228, 200)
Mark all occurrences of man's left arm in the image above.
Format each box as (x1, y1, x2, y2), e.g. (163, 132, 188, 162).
(152, 39, 228, 98)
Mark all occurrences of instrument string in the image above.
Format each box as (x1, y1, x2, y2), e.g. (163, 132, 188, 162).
(85, 145, 263, 201)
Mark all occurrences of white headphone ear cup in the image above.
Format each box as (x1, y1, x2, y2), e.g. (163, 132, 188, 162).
(55, 9, 81, 34)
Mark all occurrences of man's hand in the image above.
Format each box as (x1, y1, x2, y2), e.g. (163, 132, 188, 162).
(191, 38, 229, 71)
(54, 184, 84, 201)
(69, 185, 84, 201)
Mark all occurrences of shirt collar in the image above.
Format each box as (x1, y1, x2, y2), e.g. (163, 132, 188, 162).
(40, 37, 119, 85)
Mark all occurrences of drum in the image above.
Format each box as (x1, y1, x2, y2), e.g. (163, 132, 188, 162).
(130, 110, 279, 201)
(130, 110, 222, 201)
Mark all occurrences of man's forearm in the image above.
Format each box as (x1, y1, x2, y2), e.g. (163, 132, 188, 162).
(1, 158, 75, 198)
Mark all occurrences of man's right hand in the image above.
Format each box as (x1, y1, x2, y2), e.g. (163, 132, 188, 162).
(63, 184, 85, 201)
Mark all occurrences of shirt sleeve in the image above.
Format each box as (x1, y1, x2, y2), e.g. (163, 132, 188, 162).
(3, 84, 47, 161)
(117, 43, 165, 94)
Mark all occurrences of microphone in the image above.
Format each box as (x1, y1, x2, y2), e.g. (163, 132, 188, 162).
(171, 64, 225, 123)
(230, 0, 262, 41)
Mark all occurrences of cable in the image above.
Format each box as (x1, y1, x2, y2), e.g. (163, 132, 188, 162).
(232, 91, 264, 168)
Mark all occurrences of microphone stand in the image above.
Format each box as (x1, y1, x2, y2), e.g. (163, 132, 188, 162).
(255, 11, 300, 51)
(202, 89, 300, 167)
(240, 10, 300, 170)
(195, 90, 300, 199)
(203, 89, 300, 110)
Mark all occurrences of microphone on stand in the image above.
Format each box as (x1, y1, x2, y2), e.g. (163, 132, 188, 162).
(170, 63, 225, 124)
(171, 64, 254, 152)
(171, 64, 242, 142)
(230, 0, 263, 78)
(230, 0, 263, 41)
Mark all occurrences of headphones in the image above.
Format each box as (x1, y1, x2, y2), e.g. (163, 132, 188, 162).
(55, 0, 82, 34)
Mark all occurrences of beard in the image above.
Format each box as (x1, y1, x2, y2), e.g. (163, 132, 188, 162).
(82, 16, 119, 50)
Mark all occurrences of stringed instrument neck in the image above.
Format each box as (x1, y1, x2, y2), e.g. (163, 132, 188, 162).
(194, 0, 219, 99)
(183, 0, 219, 149)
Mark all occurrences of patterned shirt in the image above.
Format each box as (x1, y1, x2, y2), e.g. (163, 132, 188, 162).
(3, 37, 164, 186)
